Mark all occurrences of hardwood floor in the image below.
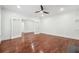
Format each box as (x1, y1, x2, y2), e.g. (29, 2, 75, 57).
(0, 32, 79, 53)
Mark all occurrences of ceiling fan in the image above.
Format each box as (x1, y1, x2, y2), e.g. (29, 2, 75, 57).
(35, 5, 49, 14)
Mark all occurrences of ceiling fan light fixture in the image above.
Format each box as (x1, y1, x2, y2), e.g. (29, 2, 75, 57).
(42, 14, 44, 16)
(40, 11, 43, 13)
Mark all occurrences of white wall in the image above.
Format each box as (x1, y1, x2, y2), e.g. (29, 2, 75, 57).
(0, 7, 1, 40)
(24, 21, 34, 32)
(1, 8, 79, 40)
(40, 11, 79, 39)
(1, 8, 38, 40)
(1, 8, 28, 40)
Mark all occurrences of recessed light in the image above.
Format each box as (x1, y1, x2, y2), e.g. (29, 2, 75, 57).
(17, 5, 20, 8)
(60, 8, 64, 11)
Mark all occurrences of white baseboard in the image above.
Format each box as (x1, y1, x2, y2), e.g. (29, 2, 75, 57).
(11, 35, 21, 39)
(34, 32, 40, 34)
(42, 32, 79, 40)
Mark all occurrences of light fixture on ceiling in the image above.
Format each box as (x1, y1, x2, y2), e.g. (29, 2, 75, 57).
(60, 8, 64, 11)
(40, 11, 44, 16)
(35, 5, 49, 17)
(17, 5, 21, 8)
(41, 14, 44, 16)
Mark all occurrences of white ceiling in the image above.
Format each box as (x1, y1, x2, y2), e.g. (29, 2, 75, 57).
(1, 5, 79, 17)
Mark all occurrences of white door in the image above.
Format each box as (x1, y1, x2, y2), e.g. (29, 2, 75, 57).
(11, 19, 23, 39)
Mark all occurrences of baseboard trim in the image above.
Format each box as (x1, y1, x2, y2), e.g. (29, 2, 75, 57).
(41, 32, 79, 40)
(11, 35, 21, 39)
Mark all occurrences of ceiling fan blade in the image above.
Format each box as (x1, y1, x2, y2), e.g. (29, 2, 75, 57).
(43, 11, 49, 14)
(40, 5, 44, 10)
(35, 11, 40, 13)
(34, 5, 49, 14)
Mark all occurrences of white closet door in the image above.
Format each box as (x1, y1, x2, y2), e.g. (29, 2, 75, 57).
(11, 19, 23, 39)
(0, 8, 1, 39)
(34, 22, 40, 34)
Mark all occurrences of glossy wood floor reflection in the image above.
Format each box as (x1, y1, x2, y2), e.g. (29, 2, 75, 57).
(0, 32, 79, 53)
